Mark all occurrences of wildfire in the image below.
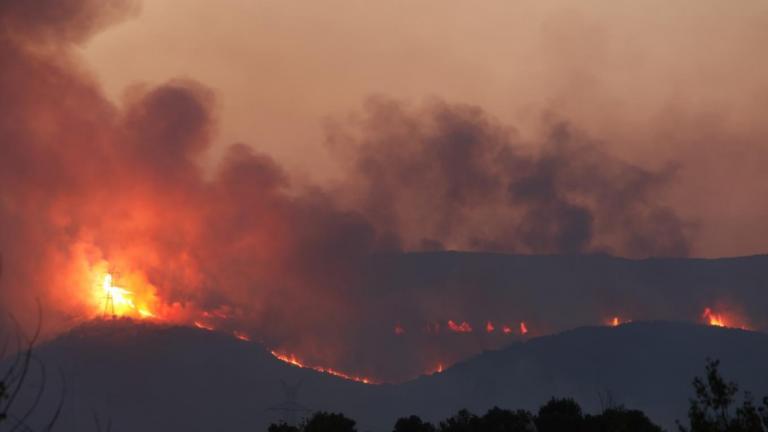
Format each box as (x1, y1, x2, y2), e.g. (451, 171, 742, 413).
(101, 274, 135, 316)
(701, 307, 751, 330)
(702, 308, 725, 327)
(98, 272, 159, 319)
(485, 321, 495, 333)
(401, 320, 529, 336)
(233, 330, 251, 341)
(447, 320, 473, 333)
(428, 363, 444, 375)
(194, 321, 215, 331)
(86, 260, 167, 321)
(269, 351, 376, 384)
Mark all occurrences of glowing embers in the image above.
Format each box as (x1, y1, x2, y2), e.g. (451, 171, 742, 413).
(702, 308, 726, 327)
(702, 307, 749, 330)
(409, 320, 530, 336)
(233, 330, 251, 341)
(485, 321, 495, 333)
(194, 321, 215, 331)
(605, 316, 630, 327)
(270, 351, 377, 385)
(447, 320, 473, 333)
(426, 362, 445, 376)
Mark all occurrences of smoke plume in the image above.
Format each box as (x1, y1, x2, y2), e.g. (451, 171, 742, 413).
(2, 0, 759, 383)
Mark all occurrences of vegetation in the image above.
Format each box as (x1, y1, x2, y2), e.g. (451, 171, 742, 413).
(267, 359, 768, 432)
(677, 359, 768, 432)
(269, 412, 357, 432)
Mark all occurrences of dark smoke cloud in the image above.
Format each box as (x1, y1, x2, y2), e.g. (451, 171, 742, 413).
(0, 0, 711, 383)
(330, 98, 690, 257)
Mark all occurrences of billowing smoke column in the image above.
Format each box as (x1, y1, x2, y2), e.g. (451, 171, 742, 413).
(1, 0, 760, 383)
(329, 98, 689, 257)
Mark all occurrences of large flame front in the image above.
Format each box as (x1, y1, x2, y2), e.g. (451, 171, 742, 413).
(101, 274, 135, 317)
(90, 266, 164, 320)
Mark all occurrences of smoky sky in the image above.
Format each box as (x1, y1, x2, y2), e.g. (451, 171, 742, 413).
(0, 0, 764, 382)
(329, 98, 689, 257)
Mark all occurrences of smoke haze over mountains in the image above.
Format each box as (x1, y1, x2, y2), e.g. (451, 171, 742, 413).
(1, 0, 767, 381)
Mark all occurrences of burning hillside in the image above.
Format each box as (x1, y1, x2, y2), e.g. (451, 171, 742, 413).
(1, 0, 767, 384)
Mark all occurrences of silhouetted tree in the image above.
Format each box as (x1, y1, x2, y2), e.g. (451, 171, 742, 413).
(478, 407, 535, 432)
(536, 398, 585, 432)
(0, 379, 6, 424)
(438, 409, 480, 432)
(268, 422, 300, 432)
(394, 415, 436, 432)
(302, 411, 357, 432)
(678, 358, 768, 432)
(584, 407, 663, 432)
(0, 301, 64, 430)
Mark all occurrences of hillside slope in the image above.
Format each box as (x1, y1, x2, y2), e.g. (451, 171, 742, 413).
(6, 320, 768, 431)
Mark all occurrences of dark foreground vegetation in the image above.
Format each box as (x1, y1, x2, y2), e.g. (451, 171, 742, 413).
(268, 360, 768, 432)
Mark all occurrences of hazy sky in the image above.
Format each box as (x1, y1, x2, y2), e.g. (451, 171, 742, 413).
(81, 0, 768, 257)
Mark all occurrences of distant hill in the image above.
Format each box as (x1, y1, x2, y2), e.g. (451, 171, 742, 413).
(6, 320, 768, 431)
(347, 252, 768, 381)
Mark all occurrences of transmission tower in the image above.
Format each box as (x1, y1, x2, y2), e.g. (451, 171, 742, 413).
(103, 276, 116, 319)
(267, 379, 311, 426)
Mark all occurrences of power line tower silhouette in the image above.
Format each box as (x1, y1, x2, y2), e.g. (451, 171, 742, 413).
(268, 379, 311, 426)
(102, 274, 116, 319)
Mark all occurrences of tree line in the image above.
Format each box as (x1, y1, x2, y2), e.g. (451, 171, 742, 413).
(268, 359, 768, 432)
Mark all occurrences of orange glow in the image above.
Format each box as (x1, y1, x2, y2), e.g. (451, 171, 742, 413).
(501, 325, 513, 334)
(701, 307, 751, 330)
(702, 307, 727, 327)
(447, 320, 472, 333)
(194, 321, 215, 331)
(520, 321, 528, 335)
(394, 323, 405, 335)
(703, 308, 725, 327)
(233, 330, 251, 341)
(425, 362, 444, 375)
(270, 350, 376, 384)
(485, 321, 495, 333)
(95, 271, 160, 320)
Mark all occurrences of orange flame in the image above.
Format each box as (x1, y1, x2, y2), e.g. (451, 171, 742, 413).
(447, 320, 472, 333)
(96, 272, 160, 319)
(501, 325, 513, 334)
(701, 307, 751, 330)
(233, 330, 251, 341)
(520, 321, 528, 335)
(485, 321, 495, 333)
(194, 321, 215, 331)
(702, 307, 727, 327)
(269, 350, 376, 384)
